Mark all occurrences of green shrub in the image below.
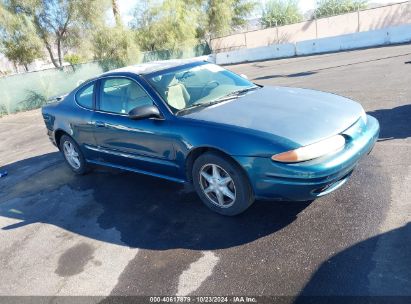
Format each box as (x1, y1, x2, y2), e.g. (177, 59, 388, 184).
(314, 0, 368, 18)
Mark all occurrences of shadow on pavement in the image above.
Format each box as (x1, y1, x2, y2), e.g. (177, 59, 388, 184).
(295, 223, 411, 302)
(0, 152, 311, 250)
(368, 104, 411, 141)
(253, 71, 317, 81)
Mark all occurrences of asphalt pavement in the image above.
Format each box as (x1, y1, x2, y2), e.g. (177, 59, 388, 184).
(0, 43, 410, 302)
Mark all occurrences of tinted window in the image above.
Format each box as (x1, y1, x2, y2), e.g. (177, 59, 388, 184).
(99, 78, 153, 114)
(76, 82, 94, 109)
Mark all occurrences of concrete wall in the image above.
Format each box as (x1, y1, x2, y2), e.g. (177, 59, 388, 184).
(278, 21, 317, 43)
(317, 12, 359, 38)
(216, 24, 411, 65)
(215, 43, 296, 64)
(360, 1, 411, 31)
(243, 21, 318, 49)
(210, 33, 246, 53)
(211, 1, 411, 53)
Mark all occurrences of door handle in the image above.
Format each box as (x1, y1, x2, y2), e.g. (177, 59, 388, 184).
(93, 121, 106, 127)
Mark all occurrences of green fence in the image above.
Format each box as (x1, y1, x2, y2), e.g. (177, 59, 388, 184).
(0, 44, 211, 116)
(0, 62, 103, 115)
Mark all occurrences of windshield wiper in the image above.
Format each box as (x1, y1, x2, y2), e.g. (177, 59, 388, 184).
(177, 86, 259, 115)
(177, 99, 225, 115)
(218, 86, 260, 100)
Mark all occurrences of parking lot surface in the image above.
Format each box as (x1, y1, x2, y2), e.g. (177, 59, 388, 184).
(1, 43, 410, 300)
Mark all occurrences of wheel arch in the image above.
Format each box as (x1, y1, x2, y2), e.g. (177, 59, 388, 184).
(54, 129, 70, 149)
(185, 146, 249, 184)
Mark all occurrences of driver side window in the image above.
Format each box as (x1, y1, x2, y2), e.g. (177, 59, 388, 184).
(99, 78, 153, 114)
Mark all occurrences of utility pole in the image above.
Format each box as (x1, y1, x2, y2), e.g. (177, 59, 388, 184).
(276, 20, 279, 43)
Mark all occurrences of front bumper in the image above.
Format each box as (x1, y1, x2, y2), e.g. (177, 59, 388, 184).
(234, 115, 380, 201)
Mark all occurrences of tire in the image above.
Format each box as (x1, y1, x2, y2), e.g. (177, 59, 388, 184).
(59, 135, 89, 175)
(192, 152, 254, 216)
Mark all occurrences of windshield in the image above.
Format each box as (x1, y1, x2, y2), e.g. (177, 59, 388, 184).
(146, 63, 258, 114)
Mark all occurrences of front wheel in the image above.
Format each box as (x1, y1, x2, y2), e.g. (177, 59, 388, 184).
(192, 152, 255, 216)
(60, 135, 88, 175)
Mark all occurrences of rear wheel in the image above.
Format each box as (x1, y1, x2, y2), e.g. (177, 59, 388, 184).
(192, 152, 254, 216)
(60, 135, 88, 175)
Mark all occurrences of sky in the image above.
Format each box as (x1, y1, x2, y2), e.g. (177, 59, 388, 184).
(116, 0, 399, 25)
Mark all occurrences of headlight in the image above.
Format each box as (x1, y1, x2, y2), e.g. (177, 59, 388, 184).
(271, 135, 346, 163)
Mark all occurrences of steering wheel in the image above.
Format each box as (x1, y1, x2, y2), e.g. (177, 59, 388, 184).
(179, 71, 193, 80)
(199, 80, 220, 99)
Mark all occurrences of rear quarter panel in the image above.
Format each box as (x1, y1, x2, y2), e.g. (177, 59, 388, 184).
(42, 92, 96, 153)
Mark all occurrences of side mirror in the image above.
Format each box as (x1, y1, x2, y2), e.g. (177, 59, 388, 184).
(128, 105, 162, 120)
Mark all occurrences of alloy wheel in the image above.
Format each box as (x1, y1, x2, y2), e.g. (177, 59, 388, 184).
(199, 163, 236, 208)
(63, 140, 81, 170)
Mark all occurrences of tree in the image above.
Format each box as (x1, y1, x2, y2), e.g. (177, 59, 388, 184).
(92, 26, 139, 72)
(232, 0, 257, 29)
(131, 0, 200, 52)
(64, 53, 82, 65)
(2, 31, 43, 72)
(131, 0, 256, 48)
(202, 0, 256, 37)
(111, 0, 122, 27)
(0, 4, 43, 71)
(1, 0, 108, 69)
(261, 0, 302, 28)
(314, 0, 368, 18)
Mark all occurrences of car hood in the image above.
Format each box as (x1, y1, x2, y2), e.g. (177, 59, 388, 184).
(183, 86, 364, 147)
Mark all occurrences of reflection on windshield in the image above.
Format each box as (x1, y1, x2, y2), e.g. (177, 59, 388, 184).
(146, 63, 258, 113)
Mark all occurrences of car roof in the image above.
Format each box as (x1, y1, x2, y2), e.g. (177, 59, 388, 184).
(101, 58, 210, 76)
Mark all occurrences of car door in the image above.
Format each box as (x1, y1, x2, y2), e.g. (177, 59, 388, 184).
(72, 80, 101, 160)
(91, 76, 180, 179)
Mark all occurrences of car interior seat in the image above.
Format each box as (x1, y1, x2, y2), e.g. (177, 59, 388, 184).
(166, 77, 190, 110)
(125, 83, 153, 113)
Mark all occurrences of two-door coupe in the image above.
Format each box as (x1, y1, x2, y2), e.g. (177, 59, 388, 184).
(42, 59, 379, 215)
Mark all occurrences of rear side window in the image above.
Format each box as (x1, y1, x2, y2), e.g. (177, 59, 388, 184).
(102, 78, 129, 94)
(76, 82, 94, 109)
(99, 77, 153, 114)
